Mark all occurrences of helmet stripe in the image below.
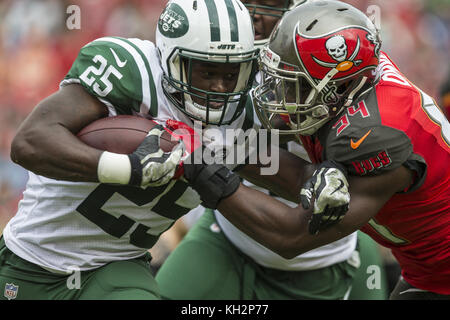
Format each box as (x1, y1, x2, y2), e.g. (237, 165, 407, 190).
(204, 0, 221, 41)
(224, 0, 239, 41)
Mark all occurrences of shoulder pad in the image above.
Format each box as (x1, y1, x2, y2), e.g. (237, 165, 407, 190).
(323, 124, 413, 176)
(63, 37, 159, 115)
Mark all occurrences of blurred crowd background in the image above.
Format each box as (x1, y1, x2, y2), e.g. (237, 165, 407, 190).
(0, 0, 449, 233)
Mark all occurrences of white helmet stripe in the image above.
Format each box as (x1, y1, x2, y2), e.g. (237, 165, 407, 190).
(216, 0, 231, 42)
(224, 0, 239, 41)
(204, 0, 240, 42)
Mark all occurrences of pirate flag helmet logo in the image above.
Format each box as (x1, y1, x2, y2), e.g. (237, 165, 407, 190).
(296, 25, 380, 81)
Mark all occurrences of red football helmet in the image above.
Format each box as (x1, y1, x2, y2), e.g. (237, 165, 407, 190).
(253, 0, 381, 135)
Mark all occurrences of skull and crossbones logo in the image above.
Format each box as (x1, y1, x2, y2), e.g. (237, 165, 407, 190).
(312, 35, 362, 72)
(326, 35, 347, 62)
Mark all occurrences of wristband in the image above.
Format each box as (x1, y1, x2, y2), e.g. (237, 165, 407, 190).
(97, 151, 131, 184)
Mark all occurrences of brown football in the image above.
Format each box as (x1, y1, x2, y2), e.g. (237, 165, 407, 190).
(77, 115, 179, 154)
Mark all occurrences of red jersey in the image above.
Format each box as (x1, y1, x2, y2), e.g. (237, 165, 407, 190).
(300, 52, 450, 294)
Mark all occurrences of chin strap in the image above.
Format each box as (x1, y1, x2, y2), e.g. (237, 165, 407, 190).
(306, 68, 340, 105)
(344, 76, 368, 107)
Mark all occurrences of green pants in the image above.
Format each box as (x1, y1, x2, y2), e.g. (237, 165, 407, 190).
(156, 210, 358, 300)
(349, 232, 389, 300)
(0, 237, 160, 300)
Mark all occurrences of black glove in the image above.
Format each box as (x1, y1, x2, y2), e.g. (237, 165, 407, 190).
(183, 147, 240, 209)
(300, 160, 350, 235)
(128, 124, 184, 188)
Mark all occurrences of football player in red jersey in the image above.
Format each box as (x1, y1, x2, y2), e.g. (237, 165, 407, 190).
(183, 1, 450, 299)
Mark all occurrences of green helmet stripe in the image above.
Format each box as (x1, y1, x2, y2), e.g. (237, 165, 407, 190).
(224, 0, 239, 41)
(204, 0, 221, 41)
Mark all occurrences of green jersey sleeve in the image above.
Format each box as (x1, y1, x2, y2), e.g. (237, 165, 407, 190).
(63, 37, 158, 115)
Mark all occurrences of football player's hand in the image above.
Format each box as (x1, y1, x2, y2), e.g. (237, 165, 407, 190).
(128, 124, 184, 188)
(183, 160, 241, 209)
(165, 119, 202, 179)
(300, 160, 350, 235)
(164, 119, 240, 209)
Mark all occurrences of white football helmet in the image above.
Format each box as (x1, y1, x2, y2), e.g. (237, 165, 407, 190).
(156, 0, 259, 125)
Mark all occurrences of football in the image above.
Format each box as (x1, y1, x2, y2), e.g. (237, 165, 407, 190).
(77, 115, 180, 154)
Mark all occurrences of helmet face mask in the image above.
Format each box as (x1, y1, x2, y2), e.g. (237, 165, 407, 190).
(156, 0, 259, 126)
(245, 0, 291, 21)
(243, 0, 309, 48)
(254, 48, 331, 135)
(253, 0, 381, 135)
(163, 46, 258, 125)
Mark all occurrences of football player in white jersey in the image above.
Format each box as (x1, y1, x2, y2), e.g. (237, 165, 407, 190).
(0, 0, 349, 300)
(1, 0, 260, 299)
(156, 0, 389, 300)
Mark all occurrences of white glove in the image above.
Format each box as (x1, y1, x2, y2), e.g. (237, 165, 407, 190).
(98, 124, 184, 188)
(128, 125, 185, 188)
(300, 160, 350, 235)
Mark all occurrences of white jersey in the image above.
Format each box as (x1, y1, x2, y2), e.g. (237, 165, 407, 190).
(216, 208, 357, 271)
(185, 138, 357, 271)
(5, 37, 356, 273)
(3, 37, 256, 273)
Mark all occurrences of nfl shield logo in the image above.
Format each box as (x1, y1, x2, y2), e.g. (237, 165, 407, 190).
(4, 283, 19, 300)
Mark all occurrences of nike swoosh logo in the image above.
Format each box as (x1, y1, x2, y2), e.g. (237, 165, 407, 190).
(350, 129, 372, 149)
(110, 48, 127, 68)
(330, 179, 345, 195)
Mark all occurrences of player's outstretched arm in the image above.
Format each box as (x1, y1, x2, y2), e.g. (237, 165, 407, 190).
(11, 84, 183, 187)
(237, 147, 315, 203)
(238, 152, 351, 234)
(217, 165, 413, 258)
